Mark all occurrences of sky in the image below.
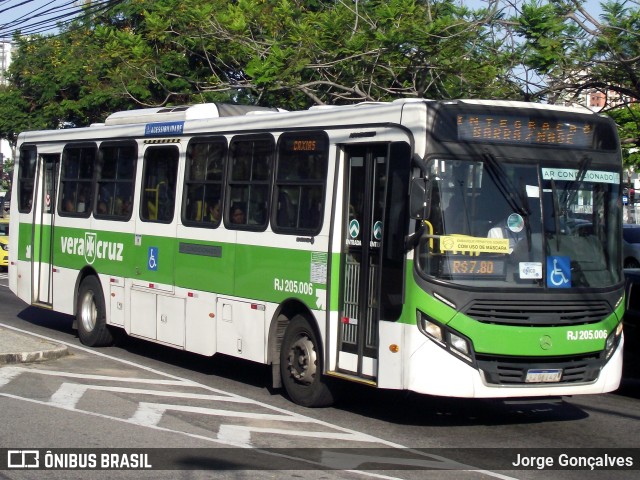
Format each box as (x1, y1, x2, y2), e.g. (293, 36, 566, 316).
(0, 0, 610, 41)
(0, 0, 115, 40)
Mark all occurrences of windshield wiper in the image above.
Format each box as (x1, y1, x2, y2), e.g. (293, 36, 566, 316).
(561, 155, 592, 208)
(482, 152, 532, 250)
(482, 152, 530, 218)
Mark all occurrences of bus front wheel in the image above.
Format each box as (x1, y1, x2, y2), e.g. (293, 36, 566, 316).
(280, 315, 334, 407)
(77, 276, 114, 347)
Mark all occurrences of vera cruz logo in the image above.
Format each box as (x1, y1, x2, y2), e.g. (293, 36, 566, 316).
(60, 232, 124, 264)
(85, 232, 96, 264)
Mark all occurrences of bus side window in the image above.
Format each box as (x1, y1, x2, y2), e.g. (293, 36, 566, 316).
(59, 144, 96, 218)
(183, 138, 226, 228)
(226, 135, 274, 230)
(141, 146, 179, 223)
(272, 132, 328, 235)
(95, 142, 137, 220)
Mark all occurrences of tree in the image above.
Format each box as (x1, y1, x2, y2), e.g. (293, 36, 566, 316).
(1, 0, 524, 124)
(1, 158, 14, 192)
(0, 86, 34, 144)
(6, 26, 145, 130)
(0, 1, 177, 136)
(95, 0, 521, 108)
(609, 103, 640, 166)
(3, 0, 638, 152)
(509, 0, 640, 162)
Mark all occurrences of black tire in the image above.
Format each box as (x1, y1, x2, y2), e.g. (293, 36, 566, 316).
(280, 315, 334, 407)
(76, 276, 114, 347)
(625, 258, 640, 269)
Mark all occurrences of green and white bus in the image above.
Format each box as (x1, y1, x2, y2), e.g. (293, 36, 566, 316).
(9, 99, 625, 406)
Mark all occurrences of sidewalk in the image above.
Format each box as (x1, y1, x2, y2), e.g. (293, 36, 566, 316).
(0, 326, 69, 365)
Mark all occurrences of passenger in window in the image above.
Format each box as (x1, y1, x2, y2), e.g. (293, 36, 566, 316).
(99, 185, 112, 206)
(22, 195, 33, 211)
(122, 198, 132, 216)
(230, 204, 246, 224)
(487, 213, 525, 254)
(114, 197, 124, 216)
(64, 198, 75, 212)
(207, 200, 221, 223)
(97, 201, 108, 215)
(76, 192, 86, 213)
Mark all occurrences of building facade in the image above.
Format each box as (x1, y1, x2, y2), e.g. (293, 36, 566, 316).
(0, 40, 13, 87)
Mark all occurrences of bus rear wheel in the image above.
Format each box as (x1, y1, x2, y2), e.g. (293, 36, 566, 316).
(77, 276, 114, 347)
(280, 315, 334, 407)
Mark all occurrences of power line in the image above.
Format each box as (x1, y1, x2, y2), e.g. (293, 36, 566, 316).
(0, 0, 124, 40)
(2, 1, 82, 35)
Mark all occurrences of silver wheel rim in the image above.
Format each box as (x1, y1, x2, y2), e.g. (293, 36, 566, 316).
(287, 334, 317, 385)
(80, 290, 97, 333)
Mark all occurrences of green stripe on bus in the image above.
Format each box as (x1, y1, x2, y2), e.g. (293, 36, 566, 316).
(18, 222, 329, 308)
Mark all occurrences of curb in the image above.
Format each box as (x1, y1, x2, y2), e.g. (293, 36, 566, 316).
(0, 327, 70, 365)
(0, 344, 69, 365)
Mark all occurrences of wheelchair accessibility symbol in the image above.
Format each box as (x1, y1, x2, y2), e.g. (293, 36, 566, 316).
(148, 247, 158, 271)
(547, 256, 570, 288)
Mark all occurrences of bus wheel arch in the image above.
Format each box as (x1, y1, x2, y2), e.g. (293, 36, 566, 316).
(75, 271, 114, 347)
(272, 301, 334, 407)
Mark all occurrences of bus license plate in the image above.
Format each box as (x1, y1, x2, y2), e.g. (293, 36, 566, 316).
(525, 369, 562, 383)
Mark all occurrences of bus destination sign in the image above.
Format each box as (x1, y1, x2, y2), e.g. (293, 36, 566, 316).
(282, 138, 321, 152)
(456, 114, 595, 148)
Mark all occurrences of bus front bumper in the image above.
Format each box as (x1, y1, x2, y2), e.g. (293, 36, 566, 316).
(405, 334, 624, 399)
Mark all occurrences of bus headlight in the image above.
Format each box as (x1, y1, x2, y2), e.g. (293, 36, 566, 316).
(423, 319, 444, 344)
(605, 322, 623, 360)
(449, 332, 471, 359)
(417, 310, 475, 365)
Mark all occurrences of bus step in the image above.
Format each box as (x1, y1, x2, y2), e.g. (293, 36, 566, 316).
(31, 301, 53, 310)
(326, 371, 377, 386)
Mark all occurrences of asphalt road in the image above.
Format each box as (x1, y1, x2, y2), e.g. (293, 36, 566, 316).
(1, 276, 639, 480)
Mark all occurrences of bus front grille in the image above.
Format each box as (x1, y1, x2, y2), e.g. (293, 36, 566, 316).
(476, 353, 603, 385)
(464, 300, 611, 326)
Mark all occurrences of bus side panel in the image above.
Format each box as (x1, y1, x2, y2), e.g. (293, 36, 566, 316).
(51, 266, 78, 316)
(109, 280, 125, 327)
(376, 320, 404, 389)
(12, 221, 32, 305)
(232, 234, 330, 307)
(217, 297, 265, 363)
(183, 289, 217, 357)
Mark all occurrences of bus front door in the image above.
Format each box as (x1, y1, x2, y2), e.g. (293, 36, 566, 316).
(31, 154, 60, 307)
(337, 145, 389, 380)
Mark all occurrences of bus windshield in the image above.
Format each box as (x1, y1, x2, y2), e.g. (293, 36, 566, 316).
(417, 157, 622, 289)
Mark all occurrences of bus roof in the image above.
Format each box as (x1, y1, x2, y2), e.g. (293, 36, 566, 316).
(103, 103, 282, 126)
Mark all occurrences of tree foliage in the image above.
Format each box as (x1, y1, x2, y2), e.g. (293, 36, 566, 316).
(608, 103, 640, 166)
(93, 0, 519, 108)
(504, 1, 639, 103)
(511, 0, 640, 160)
